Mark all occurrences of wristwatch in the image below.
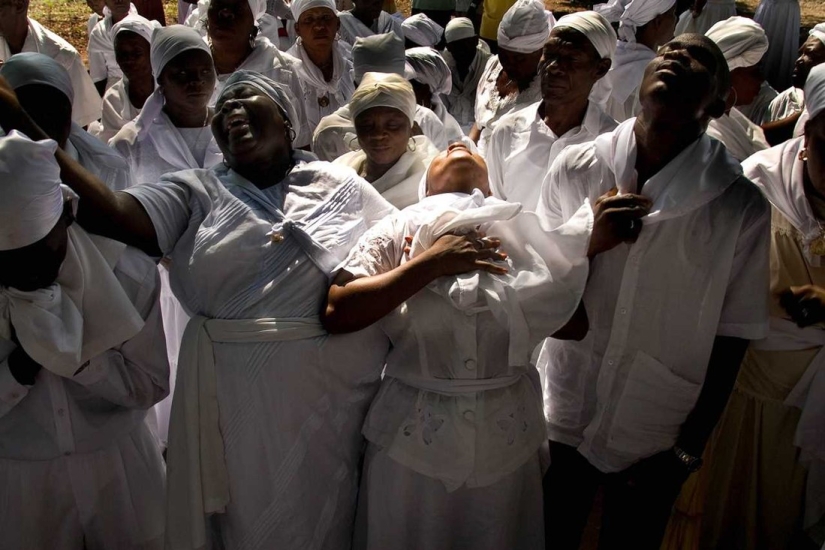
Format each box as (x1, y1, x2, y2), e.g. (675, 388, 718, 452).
(673, 446, 703, 472)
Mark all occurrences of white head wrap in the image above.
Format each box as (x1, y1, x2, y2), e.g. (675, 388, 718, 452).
(805, 63, 825, 122)
(497, 0, 553, 54)
(112, 14, 160, 46)
(150, 24, 213, 79)
(809, 23, 825, 47)
(593, 0, 631, 23)
(705, 16, 768, 71)
(553, 11, 617, 60)
(219, 70, 300, 130)
(0, 131, 64, 251)
(290, 0, 337, 21)
(0, 52, 74, 103)
(445, 17, 476, 43)
(352, 33, 407, 83)
(618, 0, 676, 43)
(405, 47, 452, 95)
(350, 72, 417, 127)
(402, 13, 444, 47)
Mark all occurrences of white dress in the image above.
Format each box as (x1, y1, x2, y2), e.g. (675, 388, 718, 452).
(339, 190, 593, 550)
(535, 119, 771, 473)
(766, 86, 805, 122)
(674, 0, 736, 36)
(337, 10, 405, 46)
(590, 40, 656, 123)
(125, 159, 395, 550)
(334, 135, 441, 208)
(286, 40, 355, 143)
(487, 100, 617, 211)
(87, 5, 137, 89)
(706, 107, 770, 162)
(738, 81, 779, 125)
(90, 78, 143, 144)
(0, 18, 101, 127)
(474, 55, 543, 156)
(0, 229, 169, 550)
(754, 0, 800, 91)
(442, 42, 493, 134)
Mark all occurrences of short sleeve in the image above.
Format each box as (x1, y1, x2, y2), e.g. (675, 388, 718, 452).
(338, 215, 405, 279)
(717, 183, 771, 339)
(123, 178, 195, 257)
(536, 157, 567, 230)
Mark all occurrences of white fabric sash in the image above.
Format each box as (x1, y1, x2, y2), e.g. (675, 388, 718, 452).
(291, 39, 351, 102)
(751, 317, 825, 529)
(165, 315, 327, 550)
(0, 226, 144, 377)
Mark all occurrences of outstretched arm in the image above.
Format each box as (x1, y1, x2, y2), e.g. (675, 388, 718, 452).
(0, 76, 161, 256)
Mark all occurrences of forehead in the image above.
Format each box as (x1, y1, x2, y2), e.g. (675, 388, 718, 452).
(164, 48, 213, 68)
(354, 106, 409, 123)
(209, 0, 250, 10)
(115, 31, 150, 48)
(803, 36, 825, 54)
(660, 37, 720, 70)
(298, 6, 336, 20)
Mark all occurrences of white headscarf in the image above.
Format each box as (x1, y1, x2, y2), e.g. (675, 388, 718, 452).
(705, 16, 768, 71)
(497, 0, 553, 54)
(405, 47, 452, 96)
(350, 72, 417, 127)
(219, 70, 300, 131)
(112, 14, 160, 46)
(0, 131, 64, 251)
(134, 25, 215, 141)
(290, 0, 337, 21)
(805, 63, 825, 122)
(0, 52, 74, 103)
(445, 17, 476, 43)
(554, 10, 617, 60)
(618, 0, 676, 43)
(402, 13, 444, 47)
(593, 0, 631, 23)
(352, 32, 407, 83)
(810, 23, 825, 47)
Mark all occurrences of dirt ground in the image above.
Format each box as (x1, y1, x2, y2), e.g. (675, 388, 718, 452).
(27, 0, 825, 61)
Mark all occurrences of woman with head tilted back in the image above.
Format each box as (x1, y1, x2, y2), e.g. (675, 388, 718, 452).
(334, 73, 440, 209)
(0, 68, 399, 549)
(286, 0, 356, 143)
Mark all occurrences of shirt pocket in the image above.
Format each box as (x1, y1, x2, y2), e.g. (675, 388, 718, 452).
(606, 350, 702, 458)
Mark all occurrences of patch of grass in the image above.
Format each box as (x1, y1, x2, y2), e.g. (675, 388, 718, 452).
(26, 0, 824, 62)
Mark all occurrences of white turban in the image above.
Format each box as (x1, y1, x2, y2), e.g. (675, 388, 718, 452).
(350, 72, 417, 127)
(705, 16, 768, 71)
(497, 0, 553, 54)
(402, 13, 444, 47)
(805, 63, 825, 122)
(352, 33, 407, 83)
(0, 131, 64, 251)
(593, 0, 631, 23)
(0, 52, 74, 103)
(554, 11, 617, 60)
(445, 17, 476, 43)
(219, 70, 300, 131)
(405, 47, 452, 95)
(150, 24, 213, 79)
(618, 0, 676, 43)
(810, 23, 825, 47)
(290, 0, 337, 21)
(112, 14, 160, 46)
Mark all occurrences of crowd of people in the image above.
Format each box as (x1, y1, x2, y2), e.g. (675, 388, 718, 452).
(0, 0, 824, 548)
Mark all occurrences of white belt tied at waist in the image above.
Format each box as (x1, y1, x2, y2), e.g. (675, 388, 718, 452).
(165, 316, 327, 550)
(393, 372, 525, 396)
(751, 317, 825, 530)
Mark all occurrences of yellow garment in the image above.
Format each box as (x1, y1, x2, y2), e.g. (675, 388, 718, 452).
(663, 207, 823, 550)
(480, 0, 516, 40)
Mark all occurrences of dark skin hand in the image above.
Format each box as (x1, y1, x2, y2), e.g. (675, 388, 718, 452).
(587, 188, 652, 258)
(781, 285, 825, 327)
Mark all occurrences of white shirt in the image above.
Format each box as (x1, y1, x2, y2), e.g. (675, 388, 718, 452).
(443, 42, 493, 134)
(706, 107, 770, 162)
(87, 5, 137, 86)
(536, 119, 771, 473)
(337, 10, 404, 46)
(0, 18, 102, 127)
(91, 78, 143, 144)
(766, 86, 804, 122)
(474, 55, 543, 156)
(591, 41, 656, 123)
(487, 100, 617, 211)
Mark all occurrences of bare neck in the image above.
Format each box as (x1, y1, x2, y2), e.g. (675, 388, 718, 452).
(3, 17, 29, 55)
(540, 95, 589, 138)
(303, 42, 334, 81)
(633, 113, 704, 191)
(211, 36, 253, 75)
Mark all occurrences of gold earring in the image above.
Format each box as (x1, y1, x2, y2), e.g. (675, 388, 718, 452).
(799, 148, 808, 162)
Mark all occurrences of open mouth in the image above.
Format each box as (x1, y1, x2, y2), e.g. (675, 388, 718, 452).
(225, 112, 251, 133)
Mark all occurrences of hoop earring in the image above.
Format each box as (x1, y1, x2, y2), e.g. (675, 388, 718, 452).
(799, 148, 808, 162)
(346, 134, 359, 151)
(249, 33, 256, 49)
(730, 87, 738, 107)
(407, 137, 417, 152)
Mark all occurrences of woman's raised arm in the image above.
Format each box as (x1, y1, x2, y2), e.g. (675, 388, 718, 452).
(0, 76, 161, 256)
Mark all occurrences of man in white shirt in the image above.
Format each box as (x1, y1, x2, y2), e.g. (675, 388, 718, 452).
(0, 131, 169, 549)
(442, 17, 493, 134)
(0, 0, 102, 127)
(487, 11, 618, 211)
(590, 0, 677, 122)
(538, 34, 770, 550)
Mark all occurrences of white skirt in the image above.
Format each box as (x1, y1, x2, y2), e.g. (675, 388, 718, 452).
(353, 444, 545, 550)
(675, 0, 737, 36)
(0, 423, 166, 550)
(754, 0, 800, 91)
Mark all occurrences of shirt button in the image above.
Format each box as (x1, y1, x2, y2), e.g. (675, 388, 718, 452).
(620, 308, 627, 315)
(608, 360, 615, 366)
(464, 359, 476, 370)
(463, 410, 475, 421)
(57, 409, 65, 417)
